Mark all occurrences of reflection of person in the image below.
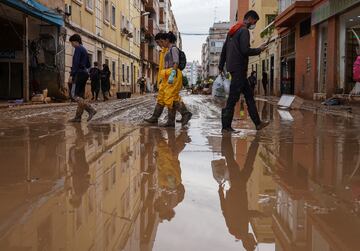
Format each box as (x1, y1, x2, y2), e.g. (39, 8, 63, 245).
(68, 124, 90, 208)
(218, 135, 260, 251)
(262, 72, 268, 96)
(68, 34, 97, 122)
(219, 11, 268, 132)
(153, 128, 190, 221)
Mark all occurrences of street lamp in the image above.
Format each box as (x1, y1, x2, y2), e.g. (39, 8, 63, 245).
(131, 12, 150, 21)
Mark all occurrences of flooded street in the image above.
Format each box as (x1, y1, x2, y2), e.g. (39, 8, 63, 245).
(0, 95, 360, 251)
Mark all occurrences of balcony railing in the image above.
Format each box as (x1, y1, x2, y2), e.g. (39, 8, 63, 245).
(145, 0, 158, 13)
(279, 0, 312, 13)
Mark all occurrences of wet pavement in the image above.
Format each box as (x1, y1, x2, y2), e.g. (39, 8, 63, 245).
(0, 95, 360, 251)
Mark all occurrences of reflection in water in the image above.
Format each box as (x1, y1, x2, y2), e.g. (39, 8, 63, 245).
(0, 123, 190, 251)
(217, 135, 260, 251)
(68, 124, 90, 208)
(153, 128, 189, 222)
(1, 98, 360, 250)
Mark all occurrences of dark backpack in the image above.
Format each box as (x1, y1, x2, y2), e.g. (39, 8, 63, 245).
(178, 49, 187, 71)
(171, 46, 187, 71)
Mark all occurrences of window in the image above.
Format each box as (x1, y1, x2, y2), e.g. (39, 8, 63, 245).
(104, 0, 110, 22)
(126, 65, 130, 83)
(86, 0, 94, 11)
(211, 41, 215, 47)
(105, 58, 109, 66)
(88, 53, 93, 66)
(122, 64, 125, 82)
(300, 17, 311, 37)
(121, 15, 125, 29)
(112, 61, 116, 81)
(111, 4, 116, 27)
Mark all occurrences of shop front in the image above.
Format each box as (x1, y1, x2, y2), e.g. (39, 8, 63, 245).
(312, 0, 360, 96)
(0, 0, 64, 102)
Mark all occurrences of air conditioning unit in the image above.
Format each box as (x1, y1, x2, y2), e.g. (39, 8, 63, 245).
(65, 4, 72, 16)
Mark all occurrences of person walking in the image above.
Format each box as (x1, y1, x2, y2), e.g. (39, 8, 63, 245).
(68, 34, 97, 122)
(145, 32, 192, 127)
(89, 62, 101, 101)
(138, 76, 146, 95)
(248, 71, 257, 93)
(262, 71, 268, 96)
(101, 64, 111, 101)
(219, 10, 269, 132)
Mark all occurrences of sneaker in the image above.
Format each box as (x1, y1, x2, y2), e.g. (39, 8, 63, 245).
(256, 121, 270, 131)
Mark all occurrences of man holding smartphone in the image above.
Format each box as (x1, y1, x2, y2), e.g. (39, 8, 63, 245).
(219, 10, 269, 132)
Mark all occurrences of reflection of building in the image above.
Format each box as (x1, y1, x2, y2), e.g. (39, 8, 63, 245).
(0, 124, 156, 251)
(201, 22, 230, 80)
(247, 144, 276, 243)
(275, 0, 360, 99)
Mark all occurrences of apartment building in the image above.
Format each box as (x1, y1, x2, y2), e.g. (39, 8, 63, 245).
(64, 0, 143, 97)
(247, 0, 279, 96)
(183, 61, 201, 87)
(275, 0, 360, 100)
(201, 22, 230, 80)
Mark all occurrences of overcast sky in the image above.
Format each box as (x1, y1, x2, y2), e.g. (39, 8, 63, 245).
(172, 0, 230, 63)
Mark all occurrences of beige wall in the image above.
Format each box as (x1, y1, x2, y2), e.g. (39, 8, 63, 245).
(65, 0, 141, 94)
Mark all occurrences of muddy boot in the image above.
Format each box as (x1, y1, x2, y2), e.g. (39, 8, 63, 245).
(161, 108, 176, 128)
(85, 104, 97, 122)
(175, 102, 192, 126)
(69, 104, 85, 123)
(144, 103, 164, 124)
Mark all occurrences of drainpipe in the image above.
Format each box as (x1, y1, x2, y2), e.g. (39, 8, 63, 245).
(23, 14, 29, 102)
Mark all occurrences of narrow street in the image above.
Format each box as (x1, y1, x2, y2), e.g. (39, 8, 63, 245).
(0, 94, 359, 250)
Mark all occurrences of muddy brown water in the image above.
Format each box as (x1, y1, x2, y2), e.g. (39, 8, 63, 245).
(0, 96, 359, 251)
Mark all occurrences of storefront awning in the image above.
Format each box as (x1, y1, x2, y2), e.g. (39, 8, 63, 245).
(2, 0, 64, 27)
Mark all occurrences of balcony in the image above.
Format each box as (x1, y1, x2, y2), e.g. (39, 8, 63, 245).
(148, 46, 159, 65)
(141, 14, 149, 32)
(275, 0, 313, 28)
(141, 42, 149, 61)
(159, 7, 165, 24)
(148, 18, 159, 36)
(145, 0, 157, 13)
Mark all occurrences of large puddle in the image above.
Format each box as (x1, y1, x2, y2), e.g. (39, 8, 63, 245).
(0, 97, 359, 251)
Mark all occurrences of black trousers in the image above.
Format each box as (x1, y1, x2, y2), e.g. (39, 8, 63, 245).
(74, 72, 89, 99)
(222, 71, 261, 128)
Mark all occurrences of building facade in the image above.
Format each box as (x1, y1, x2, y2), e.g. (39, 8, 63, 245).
(64, 0, 143, 97)
(0, 0, 65, 102)
(248, 0, 279, 96)
(275, 0, 360, 100)
(201, 22, 230, 80)
(183, 61, 200, 87)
